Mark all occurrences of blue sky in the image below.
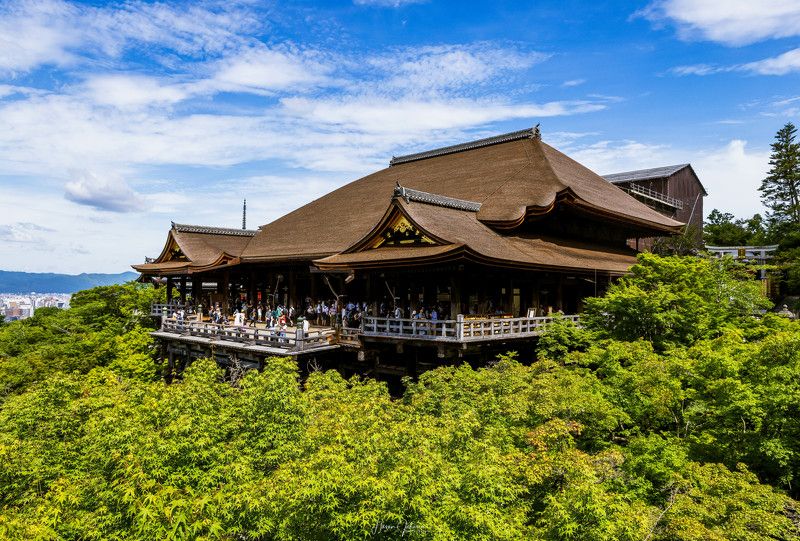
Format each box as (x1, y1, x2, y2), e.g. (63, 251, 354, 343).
(1, 0, 799, 273)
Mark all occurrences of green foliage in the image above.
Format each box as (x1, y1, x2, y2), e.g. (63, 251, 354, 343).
(704, 209, 769, 246)
(1, 260, 800, 539)
(0, 282, 162, 398)
(583, 253, 770, 348)
(536, 316, 596, 361)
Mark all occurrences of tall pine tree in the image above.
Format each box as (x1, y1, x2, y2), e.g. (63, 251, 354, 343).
(760, 122, 800, 225)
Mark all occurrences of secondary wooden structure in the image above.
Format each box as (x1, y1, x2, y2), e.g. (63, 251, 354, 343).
(133, 127, 695, 373)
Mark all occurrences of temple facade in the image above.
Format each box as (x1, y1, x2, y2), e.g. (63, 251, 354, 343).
(134, 127, 698, 377)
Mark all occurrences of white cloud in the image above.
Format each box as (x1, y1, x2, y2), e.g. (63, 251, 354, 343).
(369, 45, 547, 94)
(0, 0, 81, 72)
(0, 222, 54, 243)
(64, 170, 145, 213)
(0, 0, 257, 74)
(740, 48, 800, 75)
(208, 45, 334, 94)
(692, 140, 769, 216)
(280, 96, 605, 135)
(672, 48, 800, 77)
(640, 0, 800, 46)
(353, 0, 426, 6)
(670, 64, 721, 76)
(562, 79, 586, 87)
(82, 74, 191, 108)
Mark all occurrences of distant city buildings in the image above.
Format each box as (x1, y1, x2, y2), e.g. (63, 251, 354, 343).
(0, 293, 71, 321)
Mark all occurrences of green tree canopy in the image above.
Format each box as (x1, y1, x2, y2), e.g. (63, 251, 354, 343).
(582, 253, 770, 348)
(704, 209, 769, 246)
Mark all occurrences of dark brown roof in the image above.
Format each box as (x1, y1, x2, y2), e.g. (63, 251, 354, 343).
(242, 131, 682, 262)
(314, 197, 637, 274)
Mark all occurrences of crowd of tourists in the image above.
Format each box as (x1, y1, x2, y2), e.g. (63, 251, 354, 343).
(170, 297, 451, 333)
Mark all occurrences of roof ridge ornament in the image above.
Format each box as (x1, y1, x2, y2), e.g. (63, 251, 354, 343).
(389, 126, 542, 166)
(393, 181, 409, 202)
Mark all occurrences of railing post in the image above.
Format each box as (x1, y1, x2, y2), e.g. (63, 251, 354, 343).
(295, 328, 305, 351)
(456, 314, 464, 341)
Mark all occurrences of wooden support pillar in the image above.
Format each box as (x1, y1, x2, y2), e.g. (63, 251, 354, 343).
(450, 272, 462, 318)
(179, 276, 187, 303)
(192, 276, 202, 305)
(166, 277, 174, 304)
(222, 270, 230, 314)
(249, 269, 257, 307)
(556, 275, 564, 312)
(365, 273, 372, 314)
(289, 269, 297, 309)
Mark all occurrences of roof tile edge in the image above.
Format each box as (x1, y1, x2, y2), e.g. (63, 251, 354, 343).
(389, 125, 541, 166)
(393, 183, 482, 212)
(171, 222, 258, 236)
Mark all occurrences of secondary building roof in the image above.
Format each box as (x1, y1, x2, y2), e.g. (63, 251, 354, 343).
(132, 223, 257, 275)
(603, 163, 708, 196)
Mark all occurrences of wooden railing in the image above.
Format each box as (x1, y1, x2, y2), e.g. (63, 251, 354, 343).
(361, 316, 459, 339)
(156, 312, 580, 348)
(160, 319, 334, 351)
(361, 314, 579, 342)
(337, 327, 362, 347)
(625, 184, 683, 210)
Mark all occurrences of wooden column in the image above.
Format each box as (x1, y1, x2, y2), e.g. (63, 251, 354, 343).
(450, 272, 462, 318)
(222, 270, 230, 314)
(288, 269, 297, 308)
(192, 276, 202, 305)
(556, 275, 564, 312)
(179, 276, 187, 303)
(249, 269, 257, 306)
(166, 277, 174, 303)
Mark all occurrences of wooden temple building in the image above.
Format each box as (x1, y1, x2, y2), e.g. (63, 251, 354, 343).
(134, 127, 697, 376)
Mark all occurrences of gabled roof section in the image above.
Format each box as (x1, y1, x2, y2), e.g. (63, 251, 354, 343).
(132, 222, 255, 275)
(314, 196, 638, 274)
(342, 194, 452, 254)
(603, 163, 708, 196)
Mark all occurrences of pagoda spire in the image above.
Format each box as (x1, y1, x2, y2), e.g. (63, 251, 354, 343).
(242, 198, 247, 230)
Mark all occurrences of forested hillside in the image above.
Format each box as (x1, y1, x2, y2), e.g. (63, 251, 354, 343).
(1, 255, 799, 540)
(0, 270, 138, 294)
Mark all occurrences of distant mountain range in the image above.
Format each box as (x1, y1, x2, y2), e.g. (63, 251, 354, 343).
(0, 270, 139, 294)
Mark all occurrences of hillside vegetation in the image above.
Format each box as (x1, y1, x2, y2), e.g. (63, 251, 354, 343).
(1, 255, 799, 540)
(0, 270, 138, 294)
